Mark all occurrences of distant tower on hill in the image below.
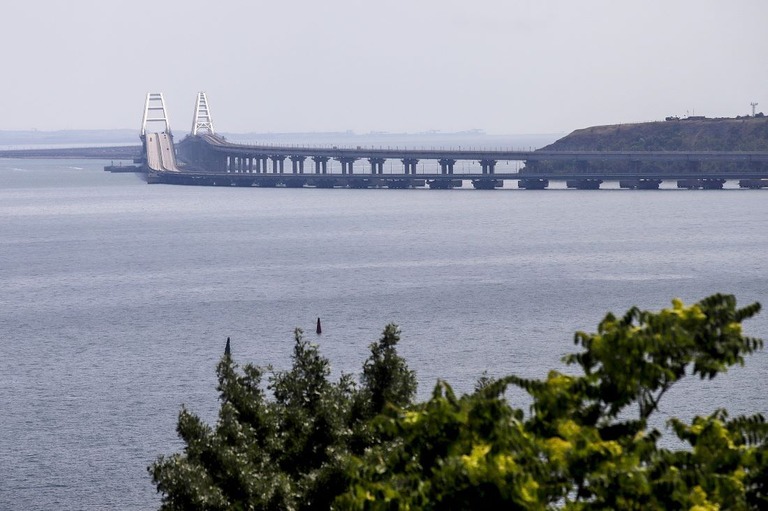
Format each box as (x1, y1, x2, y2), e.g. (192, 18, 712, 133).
(751, 102, 759, 117)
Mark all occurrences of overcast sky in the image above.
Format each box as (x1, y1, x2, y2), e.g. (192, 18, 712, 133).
(1, 0, 765, 135)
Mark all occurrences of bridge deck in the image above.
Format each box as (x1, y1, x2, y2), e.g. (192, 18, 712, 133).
(140, 132, 768, 186)
(196, 134, 768, 163)
(145, 132, 179, 171)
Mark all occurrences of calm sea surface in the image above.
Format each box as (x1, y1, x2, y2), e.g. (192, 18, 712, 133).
(1, 159, 766, 510)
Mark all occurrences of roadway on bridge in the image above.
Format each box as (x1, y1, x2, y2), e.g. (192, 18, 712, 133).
(145, 132, 180, 172)
(197, 134, 768, 163)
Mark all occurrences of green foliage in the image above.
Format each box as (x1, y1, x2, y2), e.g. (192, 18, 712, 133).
(357, 324, 417, 420)
(152, 295, 767, 510)
(338, 294, 765, 510)
(150, 325, 417, 511)
(336, 380, 544, 510)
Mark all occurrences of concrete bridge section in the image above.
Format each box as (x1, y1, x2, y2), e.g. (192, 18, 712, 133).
(145, 132, 180, 172)
(169, 133, 768, 189)
(139, 93, 180, 172)
(138, 92, 768, 189)
(185, 133, 768, 166)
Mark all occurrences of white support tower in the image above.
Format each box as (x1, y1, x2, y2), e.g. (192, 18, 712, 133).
(191, 92, 215, 135)
(141, 92, 172, 137)
(751, 102, 759, 117)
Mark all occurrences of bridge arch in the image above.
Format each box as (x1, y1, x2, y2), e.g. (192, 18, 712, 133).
(141, 92, 171, 137)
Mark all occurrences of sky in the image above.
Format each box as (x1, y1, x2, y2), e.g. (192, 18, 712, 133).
(1, 0, 766, 136)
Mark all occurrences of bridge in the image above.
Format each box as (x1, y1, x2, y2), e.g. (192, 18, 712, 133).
(140, 93, 181, 172)
(138, 92, 768, 190)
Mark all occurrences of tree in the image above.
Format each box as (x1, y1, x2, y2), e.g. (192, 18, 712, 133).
(152, 295, 767, 510)
(150, 325, 416, 511)
(338, 294, 767, 510)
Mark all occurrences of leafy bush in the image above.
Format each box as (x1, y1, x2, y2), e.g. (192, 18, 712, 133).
(151, 295, 767, 510)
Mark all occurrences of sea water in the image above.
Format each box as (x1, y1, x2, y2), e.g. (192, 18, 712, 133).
(1, 159, 766, 510)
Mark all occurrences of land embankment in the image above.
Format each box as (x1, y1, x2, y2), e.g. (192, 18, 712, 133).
(523, 116, 768, 175)
(543, 116, 768, 152)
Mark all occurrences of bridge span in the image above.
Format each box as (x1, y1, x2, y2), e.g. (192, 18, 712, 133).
(145, 132, 180, 172)
(135, 92, 768, 190)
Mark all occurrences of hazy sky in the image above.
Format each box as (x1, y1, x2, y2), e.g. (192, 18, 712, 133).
(1, 0, 766, 135)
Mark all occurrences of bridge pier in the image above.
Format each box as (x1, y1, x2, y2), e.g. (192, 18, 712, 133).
(236, 156, 252, 173)
(270, 155, 286, 174)
(479, 159, 496, 174)
(518, 178, 549, 190)
(439, 158, 456, 174)
(701, 178, 725, 189)
(313, 156, 330, 174)
(677, 178, 725, 190)
(567, 179, 602, 190)
(401, 158, 419, 174)
(369, 157, 386, 175)
(338, 157, 357, 174)
(290, 155, 306, 174)
(229, 156, 247, 173)
(739, 178, 768, 189)
(619, 178, 662, 190)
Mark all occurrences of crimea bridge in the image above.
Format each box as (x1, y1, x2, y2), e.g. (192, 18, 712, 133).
(136, 92, 768, 190)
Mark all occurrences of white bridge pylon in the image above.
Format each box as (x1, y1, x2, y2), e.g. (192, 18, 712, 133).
(191, 92, 215, 135)
(141, 92, 172, 137)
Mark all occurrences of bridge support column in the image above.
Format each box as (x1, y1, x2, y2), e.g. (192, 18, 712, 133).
(229, 156, 243, 173)
(567, 179, 602, 190)
(439, 158, 456, 175)
(271, 155, 286, 173)
(337, 157, 357, 175)
(290, 156, 306, 174)
(479, 159, 496, 174)
(518, 178, 549, 190)
(401, 158, 419, 174)
(369, 157, 386, 174)
(313, 156, 329, 174)
(260, 156, 269, 173)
